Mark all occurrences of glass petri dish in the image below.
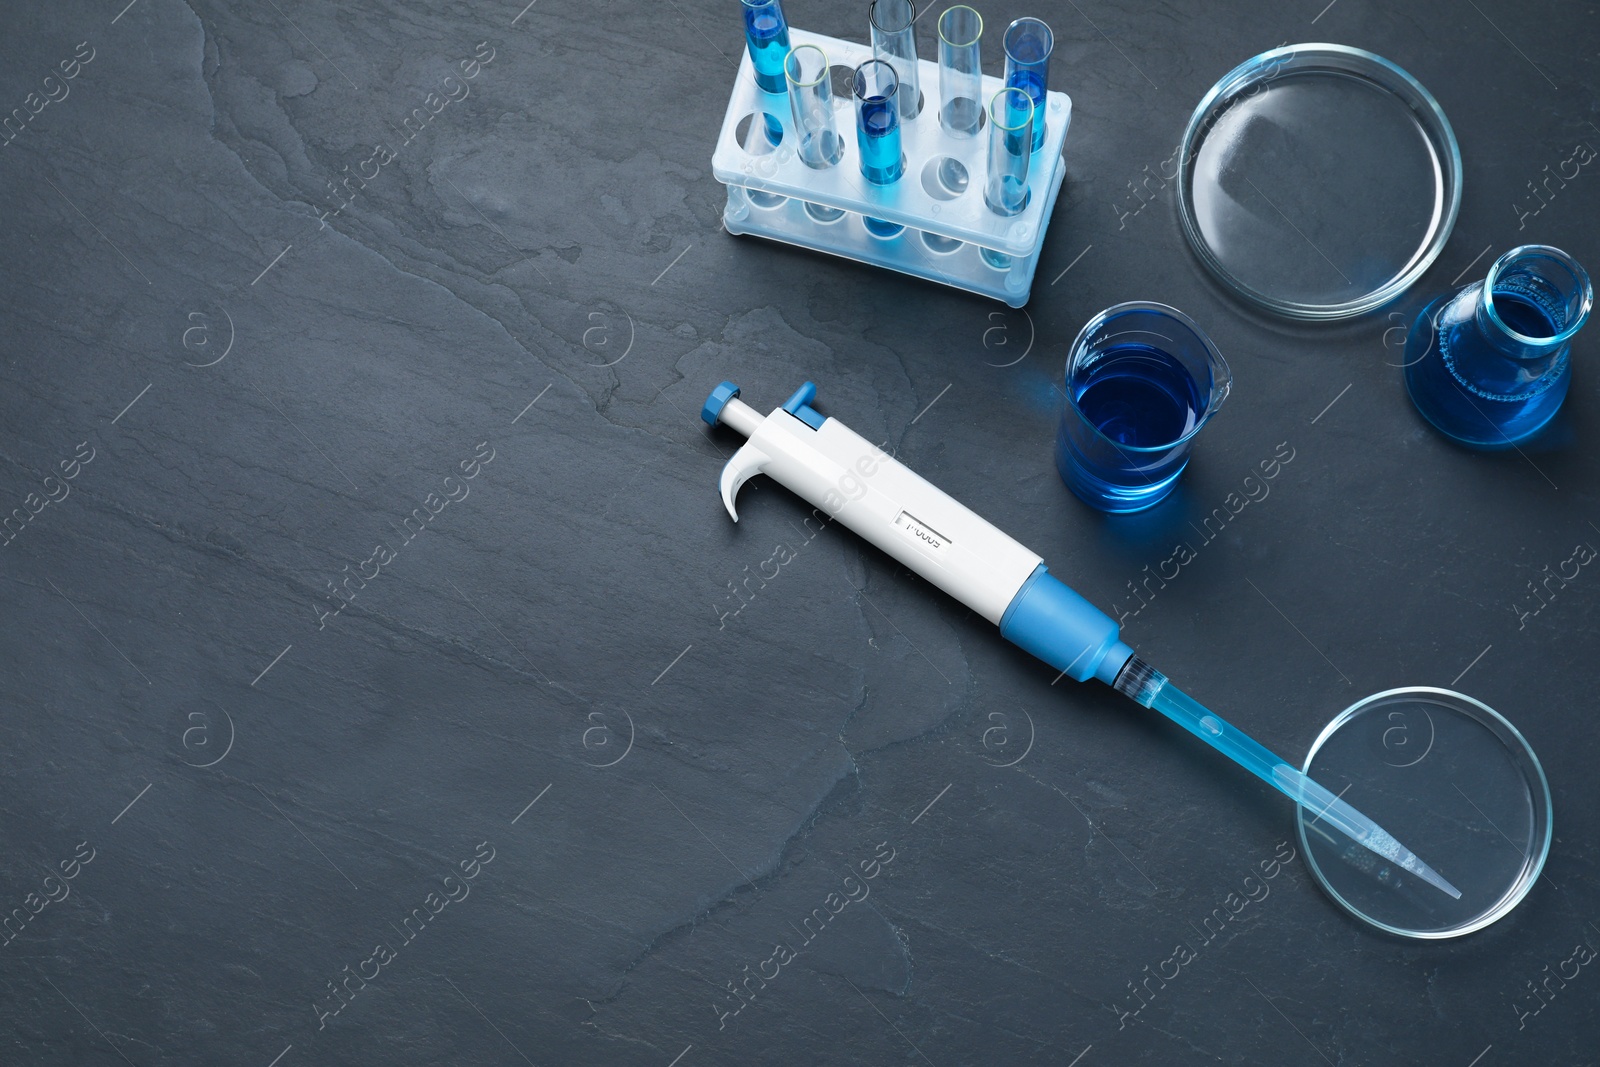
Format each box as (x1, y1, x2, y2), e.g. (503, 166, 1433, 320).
(1295, 688, 1551, 939)
(1177, 44, 1462, 320)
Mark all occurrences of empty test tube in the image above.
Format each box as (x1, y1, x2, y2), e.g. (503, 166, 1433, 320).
(1002, 17, 1052, 152)
(741, 0, 792, 94)
(981, 87, 1033, 269)
(984, 87, 1033, 216)
(786, 45, 843, 169)
(937, 6, 983, 137)
(786, 45, 846, 223)
(869, 0, 921, 122)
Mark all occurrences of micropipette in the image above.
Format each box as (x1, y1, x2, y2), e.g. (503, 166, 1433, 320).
(702, 381, 1461, 901)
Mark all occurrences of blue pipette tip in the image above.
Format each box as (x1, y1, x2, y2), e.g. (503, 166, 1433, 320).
(1375, 829, 1463, 900)
(1284, 765, 1463, 900)
(1118, 659, 1463, 901)
(1418, 861, 1463, 900)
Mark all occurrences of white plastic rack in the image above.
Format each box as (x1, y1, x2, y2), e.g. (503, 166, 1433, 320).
(712, 27, 1072, 307)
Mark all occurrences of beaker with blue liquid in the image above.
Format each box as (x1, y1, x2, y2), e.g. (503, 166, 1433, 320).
(1056, 302, 1231, 513)
(1403, 245, 1591, 449)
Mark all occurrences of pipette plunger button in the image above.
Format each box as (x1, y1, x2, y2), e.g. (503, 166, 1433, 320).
(702, 382, 742, 427)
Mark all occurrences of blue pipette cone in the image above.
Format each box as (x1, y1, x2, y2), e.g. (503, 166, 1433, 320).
(1119, 660, 1462, 900)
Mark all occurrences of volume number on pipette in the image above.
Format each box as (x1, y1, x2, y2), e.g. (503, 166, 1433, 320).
(894, 510, 951, 554)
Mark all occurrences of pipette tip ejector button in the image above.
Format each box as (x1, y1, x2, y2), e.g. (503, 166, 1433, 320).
(781, 381, 826, 429)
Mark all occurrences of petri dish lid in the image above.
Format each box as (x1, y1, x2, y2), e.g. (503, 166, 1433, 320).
(1295, 687, 1552, 939)
(1177, 44, 1462, 320)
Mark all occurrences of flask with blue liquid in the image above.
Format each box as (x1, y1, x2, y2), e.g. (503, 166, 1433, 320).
(1404, 245, 1591, 449)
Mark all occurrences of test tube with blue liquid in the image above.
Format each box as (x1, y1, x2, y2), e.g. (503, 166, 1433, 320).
(1003, 17, 1052, 152)
(979, 87, 1033, 271)
(741, 0, 791, 94)
(854, 59, 905, 238)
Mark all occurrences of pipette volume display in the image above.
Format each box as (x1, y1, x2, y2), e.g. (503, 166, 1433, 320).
(702, 381, 1460, 902)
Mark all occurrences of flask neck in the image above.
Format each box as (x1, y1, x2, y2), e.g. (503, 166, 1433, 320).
(1471, 245, 1592, 359)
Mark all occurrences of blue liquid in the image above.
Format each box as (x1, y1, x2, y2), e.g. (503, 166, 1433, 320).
(856, 96, 903, 185)
(1073, 343, 1202, 446)
(1056, 343, 1204, 512)
(1005, 68, 1047, 150)
(863, 215, 904, 238)
(759, 112, 783, 146)
(1404, 286, 1570, 448)
(1496, 291, 1559, 336)
(743, 4, 790, 94)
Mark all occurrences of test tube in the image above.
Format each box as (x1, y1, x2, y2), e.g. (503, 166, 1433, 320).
(869, 0, 921, 122)
(984, 87, 1033, 216)
(786, 45, 843, 170)
(1002, 17, 1053, 152)
(937, 6, 983, 137)
(741, 0, 791, 95)
(854, 59, 905, 186)
(854, 59, 905, 237)
(981, 87, 1033, 268)
(786, 44, 846, 223)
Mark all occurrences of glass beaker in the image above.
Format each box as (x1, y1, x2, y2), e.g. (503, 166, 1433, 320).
(1403, 245, 1591, 449)
(1056, 302, 1232, 513)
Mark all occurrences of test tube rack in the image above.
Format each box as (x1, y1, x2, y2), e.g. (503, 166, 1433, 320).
(712, 27, 1072, 308)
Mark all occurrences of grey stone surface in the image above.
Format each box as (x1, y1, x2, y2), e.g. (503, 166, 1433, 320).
(0, 0, 1597, 1063)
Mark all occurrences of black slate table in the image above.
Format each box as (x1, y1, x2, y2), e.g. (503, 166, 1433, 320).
(2, 0, 1598, 1064)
